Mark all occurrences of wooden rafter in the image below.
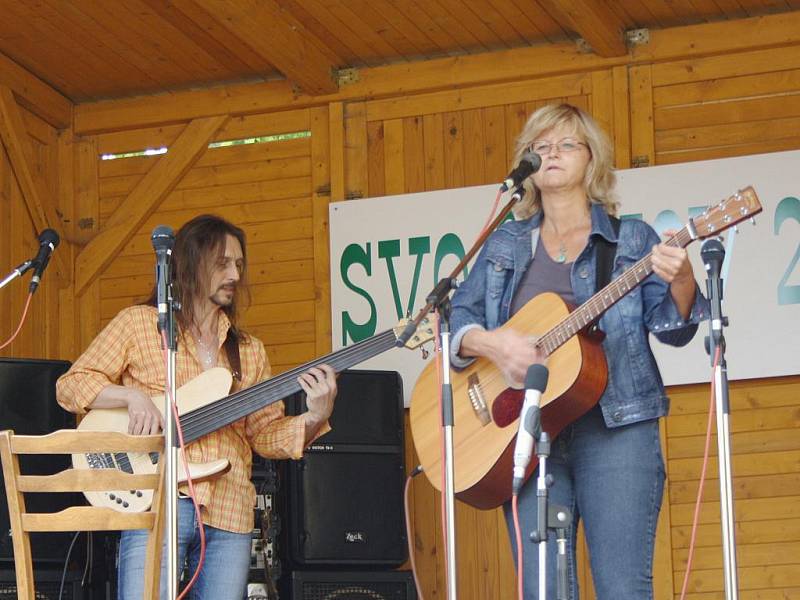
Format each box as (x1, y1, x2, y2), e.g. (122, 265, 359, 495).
(73, 9, 800, 135)
(0, 85, 68, 285)
(189, 0, 340, 95)
(538, 0, 628, 57)
(74, 115, 228, 296)
(0, 52, 72, 129)
(139, 0, 273, 74)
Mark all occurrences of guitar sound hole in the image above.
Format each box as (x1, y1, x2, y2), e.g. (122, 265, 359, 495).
(491, 388, 524, 427)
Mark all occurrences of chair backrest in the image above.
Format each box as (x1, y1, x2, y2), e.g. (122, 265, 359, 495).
(0, 429, 165, 600)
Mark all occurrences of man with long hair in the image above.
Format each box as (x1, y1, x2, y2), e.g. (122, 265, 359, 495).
(57, 214, 337, 599)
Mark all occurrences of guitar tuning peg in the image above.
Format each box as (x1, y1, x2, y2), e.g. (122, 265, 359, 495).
(733, 225, 739, 234)
(750, 217, 756, 226)
(421, 347, 429, 360)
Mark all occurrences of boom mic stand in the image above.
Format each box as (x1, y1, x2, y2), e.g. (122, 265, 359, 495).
(396, 186, 529, 600)
(701, 238, 739, 600)
(0, 260, 34, 290)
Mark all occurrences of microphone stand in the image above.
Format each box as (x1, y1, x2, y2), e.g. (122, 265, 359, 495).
(397, 187, 526, 600)
(0, 260, 33, 290)
(528, 430, 572, 600)
(428, 278, 458, 600)
(154, 238, 180, 599)
(702, 238, 739, 600)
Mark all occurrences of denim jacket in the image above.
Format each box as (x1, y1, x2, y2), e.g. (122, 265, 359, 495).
(450, 203, 708, 428)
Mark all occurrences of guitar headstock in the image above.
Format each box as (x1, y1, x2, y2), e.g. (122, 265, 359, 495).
(394, 316, 435, 350)
(692, 186, 762, 239)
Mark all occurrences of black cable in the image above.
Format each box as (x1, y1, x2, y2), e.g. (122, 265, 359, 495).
(58, 531, 81, 600)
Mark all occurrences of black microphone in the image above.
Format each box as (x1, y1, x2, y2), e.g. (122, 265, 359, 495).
(28, 229, 60, 294)
(500, 151, 542, 192)
(701, 238, 725, 339)
(700, 237, 725, 281)
(151, 225, 175, 333)
(512, 363, 549, 494)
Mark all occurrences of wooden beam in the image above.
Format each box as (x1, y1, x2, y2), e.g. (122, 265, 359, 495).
(310, 106, 332, 356)
(74, 9, 800, 135)
(0, 51, 72, 129)
(74, 115, 228, 296)
(0, 85, 69, 285)
(538, 0, 627, 57)
(138, 0, 271, 74)
(191, 0, 339, 95)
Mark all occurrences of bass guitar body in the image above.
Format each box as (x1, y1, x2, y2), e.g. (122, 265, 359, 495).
(409, 292, 607, 510)
(74, 368, 234, 512)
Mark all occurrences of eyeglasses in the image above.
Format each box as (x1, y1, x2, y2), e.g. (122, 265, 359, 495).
(528, 139, 587, 155)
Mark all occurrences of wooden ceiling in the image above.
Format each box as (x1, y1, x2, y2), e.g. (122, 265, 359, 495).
(0, 0, 798, 103)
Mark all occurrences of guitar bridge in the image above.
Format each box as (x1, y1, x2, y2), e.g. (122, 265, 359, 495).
(467, 374, 492, 426)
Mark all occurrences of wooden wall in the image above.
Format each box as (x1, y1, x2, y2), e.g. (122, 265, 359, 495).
(2, 10, 800, 600)
(0, 98, 66, 361)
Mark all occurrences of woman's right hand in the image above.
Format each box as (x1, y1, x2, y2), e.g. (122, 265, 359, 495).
(461, 327, 546, 388)
(126, 389, 164, 435)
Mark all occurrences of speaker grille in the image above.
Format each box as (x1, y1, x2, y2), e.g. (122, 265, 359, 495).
(291, 571, 415, 600)
(284, 370, 407, 567)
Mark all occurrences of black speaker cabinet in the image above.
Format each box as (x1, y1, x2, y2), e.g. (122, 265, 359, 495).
(0, 568, 87, 599)
(284, 370, 407, 567)
(290, 570, 416, 600)
(0, 358, 83, 567)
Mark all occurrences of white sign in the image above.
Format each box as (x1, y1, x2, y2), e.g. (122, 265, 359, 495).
(330, 150, 800, 405)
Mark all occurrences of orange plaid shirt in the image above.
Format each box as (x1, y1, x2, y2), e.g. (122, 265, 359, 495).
(57, 304, 325, 533)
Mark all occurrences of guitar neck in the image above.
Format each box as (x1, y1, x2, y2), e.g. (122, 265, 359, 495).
(180, 329, 400, 443)
(537, 224, 695, 357)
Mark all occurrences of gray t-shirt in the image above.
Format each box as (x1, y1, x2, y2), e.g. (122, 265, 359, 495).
(510, 235, 576, 317)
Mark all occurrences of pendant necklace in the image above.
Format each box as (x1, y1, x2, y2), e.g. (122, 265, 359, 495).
(195, 335, 217, 369)
(555, 240, 568, 263)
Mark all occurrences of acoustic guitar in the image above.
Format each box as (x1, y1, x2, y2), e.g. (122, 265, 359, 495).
(75, 318, 434, 512)
(409, 187, 762, 509)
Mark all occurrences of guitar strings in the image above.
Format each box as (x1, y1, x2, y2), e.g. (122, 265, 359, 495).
(178, 329, 400, 441)
(537, 228, 692, 356)
(170, 228, 699, 439)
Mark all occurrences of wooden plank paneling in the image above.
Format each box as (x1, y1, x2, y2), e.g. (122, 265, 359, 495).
(75, 115, 228, 294)
(7, 11, 799, 600)
(0, 107, 61, 360)
(310, 105, 332, 355)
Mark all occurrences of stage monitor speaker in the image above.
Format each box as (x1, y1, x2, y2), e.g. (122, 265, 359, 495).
(284, 370, 406, 568)
(290, 570, 416, 600)
(0, 358, 83, 567)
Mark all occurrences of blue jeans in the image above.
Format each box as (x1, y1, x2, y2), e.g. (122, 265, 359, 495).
(505, 405, 666, 600)
(118, 498, 252, 600)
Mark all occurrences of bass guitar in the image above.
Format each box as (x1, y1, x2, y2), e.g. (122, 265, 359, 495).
(75, 318, 434, 512)
(409, 186, 762, 509)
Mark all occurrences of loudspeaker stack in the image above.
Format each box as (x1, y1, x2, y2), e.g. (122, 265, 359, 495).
(279, 369, 416, 600)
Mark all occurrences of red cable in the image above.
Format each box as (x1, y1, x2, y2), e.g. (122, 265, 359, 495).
(0, 292, 33, 351)
(512, 494, 525, 600)
(478, 188, 505, 238)
(159, 331, 206, 599)
(678, 345, 721, 599)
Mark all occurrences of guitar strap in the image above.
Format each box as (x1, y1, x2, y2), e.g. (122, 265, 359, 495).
(223, 328, 243, 382)
(595, 215, 621, 292)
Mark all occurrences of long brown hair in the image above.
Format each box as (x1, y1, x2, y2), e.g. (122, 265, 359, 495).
(144, 214, 251, 339)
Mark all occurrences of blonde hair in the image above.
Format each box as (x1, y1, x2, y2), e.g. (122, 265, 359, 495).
(511, 104, 618, 219)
